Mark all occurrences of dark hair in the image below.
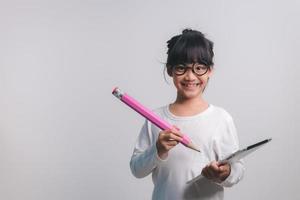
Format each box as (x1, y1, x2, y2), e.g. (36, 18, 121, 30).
(166, 29, 214, 76)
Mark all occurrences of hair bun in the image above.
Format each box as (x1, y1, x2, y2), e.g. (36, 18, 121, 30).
(182, 28, 204, 37)
(182, 28, 193, 34)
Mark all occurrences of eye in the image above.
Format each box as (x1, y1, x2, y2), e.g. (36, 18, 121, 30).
(195, 65, 207, 71)
(175, 65, 186, 71)
(194, 66, 201, 71)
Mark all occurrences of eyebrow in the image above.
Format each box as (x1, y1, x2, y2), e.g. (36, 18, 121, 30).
(179, 63, 206, 66)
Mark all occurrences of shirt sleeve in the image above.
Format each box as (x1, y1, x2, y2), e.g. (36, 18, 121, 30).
(213, 113, 245, 187)
(130, 120, 167, 178)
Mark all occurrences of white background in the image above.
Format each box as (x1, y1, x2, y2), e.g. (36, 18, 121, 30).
(0, 0, 299, 199)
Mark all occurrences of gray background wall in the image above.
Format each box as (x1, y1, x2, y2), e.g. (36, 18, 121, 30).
(0, 0, 299, 199)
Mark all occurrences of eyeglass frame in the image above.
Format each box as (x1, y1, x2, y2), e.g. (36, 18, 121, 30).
(171, 63, 210, 76)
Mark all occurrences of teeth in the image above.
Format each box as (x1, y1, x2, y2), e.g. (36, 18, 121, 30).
(183, 83, 199, 87)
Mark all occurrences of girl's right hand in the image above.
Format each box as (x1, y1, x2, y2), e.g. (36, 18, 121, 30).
(156, 126, 183, 159)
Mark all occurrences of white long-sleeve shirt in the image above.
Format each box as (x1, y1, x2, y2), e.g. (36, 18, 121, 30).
(130, 104, 245, 200)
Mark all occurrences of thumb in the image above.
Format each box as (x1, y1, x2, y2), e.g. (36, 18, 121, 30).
(211, 161, 221, 171)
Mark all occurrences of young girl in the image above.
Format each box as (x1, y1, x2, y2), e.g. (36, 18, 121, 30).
(130, 29, 245, 200)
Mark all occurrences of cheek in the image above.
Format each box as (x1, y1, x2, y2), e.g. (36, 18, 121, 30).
(174, 80, 181, 89)
(173, 77, 181, 86)
(200, 76, 209, 85)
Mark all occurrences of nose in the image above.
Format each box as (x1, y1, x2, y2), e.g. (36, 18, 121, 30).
(184, 68, 197, 80)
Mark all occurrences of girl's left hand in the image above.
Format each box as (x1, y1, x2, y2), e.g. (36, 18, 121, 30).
(201, 161, 231, 183)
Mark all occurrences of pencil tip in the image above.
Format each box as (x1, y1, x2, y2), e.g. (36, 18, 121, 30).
(189, 144, 201, 152)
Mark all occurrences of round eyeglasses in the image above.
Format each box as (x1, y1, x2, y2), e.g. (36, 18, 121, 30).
(172, 63, 209, 76)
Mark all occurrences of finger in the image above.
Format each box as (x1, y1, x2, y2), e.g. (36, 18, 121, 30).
(217, 162, 228, 169)
(210, 161, 221, 172)
(207, 162, 221, 178)
(163, 128, 183, 139)
(219, 165, 226, 172)
(172, 131, 183, 138)
(172, 125, 180, 131)
(219, 164, 231, 174)
(206, 167, 217, 179)
(167, 140, 178, 146)
(170, 126, 183, 137)
(158, 130, 168, 139)
(169, 133, 183, 142)
(219, 171, 229, 178)
(202, 166, 213, 179)
(216, 161, 227, 167)
(160, 130, 172, 140)
(204, 164, 217, 179)
(207, 167, 219, 179)
(161, 131, 179, 140)
(219, 170, 230, 181)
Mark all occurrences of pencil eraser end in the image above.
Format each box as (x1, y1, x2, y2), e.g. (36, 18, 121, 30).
(112, 87, 119, 94)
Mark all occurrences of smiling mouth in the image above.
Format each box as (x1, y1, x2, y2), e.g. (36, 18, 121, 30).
(181, 82, 200, 88)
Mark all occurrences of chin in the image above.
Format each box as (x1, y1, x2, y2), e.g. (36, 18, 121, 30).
(180, 90, 202, 99)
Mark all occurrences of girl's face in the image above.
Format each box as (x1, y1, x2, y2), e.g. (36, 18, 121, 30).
(171, 63, 213, 100)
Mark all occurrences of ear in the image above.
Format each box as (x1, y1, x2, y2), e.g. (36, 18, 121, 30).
(207, 67, 214, 77)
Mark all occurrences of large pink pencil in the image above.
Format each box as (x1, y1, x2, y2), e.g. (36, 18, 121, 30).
(112, 87, 201, 152)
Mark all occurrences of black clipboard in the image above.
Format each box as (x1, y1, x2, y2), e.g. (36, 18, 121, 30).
(187, 138, 272, 184)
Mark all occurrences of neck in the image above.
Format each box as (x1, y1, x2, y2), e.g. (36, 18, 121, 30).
(170, 94, 209, 116)
(174, 93, 206, 106)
